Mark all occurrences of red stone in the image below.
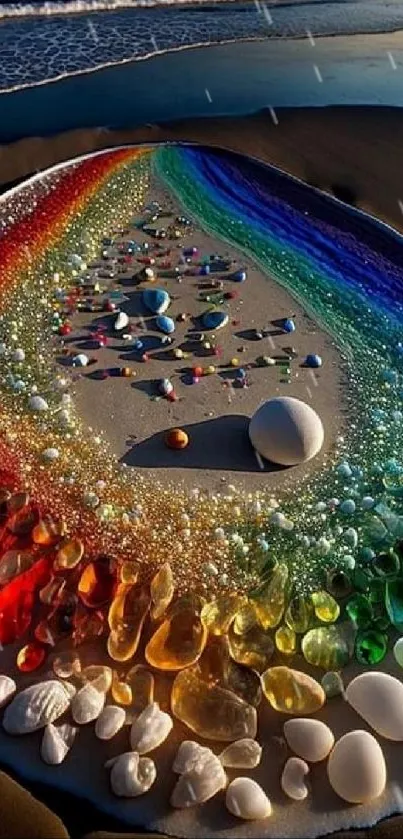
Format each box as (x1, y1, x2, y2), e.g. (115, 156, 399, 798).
(59, 323, 72, 336)
(17, 642, 46, 672)
(0, 556, 52, 644)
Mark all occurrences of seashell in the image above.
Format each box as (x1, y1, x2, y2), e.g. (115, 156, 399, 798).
(41, 723, 76, 765)
(28, 395, 49, 412)
(105, 751, 157, 797)
(114, 311, 129, 331)
(226, 777, 271, 820)
(345, 671, 403, 740)
(130, 702, 173, 754)
(3, 680, 72, 734)
(201, 310, 228, 331)
(173, 740, 212, 775)
(143, 288, 170, 315)
(171, 747, 227, 808)
(327, 730, 386, 803)
(95, 705, 126, 740)
(283, 718, 334, 762)
(219, 738, 262, 769)
(156, 315, 175, 335)
(71, 683, 105, 725)
(0, 676, 16, 709)
(281, 757, 310, 800)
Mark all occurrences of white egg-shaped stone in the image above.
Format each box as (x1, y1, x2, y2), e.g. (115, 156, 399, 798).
(71, 684, 105, 725)
(0, 676, 16, 708)
(226, 778, 271, 820)
(284, 719, 334, 762)
(346, 671, 403, 740)
(95, 705, 126, 740)
(249, 396, 324, 466)
(327, 730, 386, 803)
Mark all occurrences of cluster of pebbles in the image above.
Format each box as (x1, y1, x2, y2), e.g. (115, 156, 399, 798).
(1, 667, 402, 820)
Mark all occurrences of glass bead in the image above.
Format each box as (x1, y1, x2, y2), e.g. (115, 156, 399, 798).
(55, 538, 84, 570)
(321, 671, 344, 699)
(285, 595, 313, 634)
(355, 629, 388, 665)
(201, 593, 247, 636)
(17, 642, 46, 672)
(228, 621, 274, 673)
(150, 562, 174, 621)
(345, 594, 373, 628)
(146, 599, 207, 671)
(52, 649, 81, 678)
(261, 666, 325, 714)
(252, 563, 289, 629)
(311, 590, 340, 623)
(78, 557, 115, 609)
(275, 625, 296, 655)
(107, 584, 150, 662)
(302, 625, 352, 670)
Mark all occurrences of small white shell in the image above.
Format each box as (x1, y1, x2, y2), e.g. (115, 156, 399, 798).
(283, 719, 334, 762)
(28, 395, 49, 412)
(71, 684, 105, 725)
(226, 778, 271, 820)
(173, 741, 213, 775)
(41, 723, 76, 765)
(105, 752, 156, 797)
(0, 676, 16, 709)
(219, 738, 262, 769)
(3, 680, 72, 734)
(114, 311, 129, 331)
(281, 757, 310, 801)
(130, 702, 173, 754)
(171, 747, 227, 808)
(95, 705, 126, 740)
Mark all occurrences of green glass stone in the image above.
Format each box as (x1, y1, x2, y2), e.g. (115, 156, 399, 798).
(321, 671, 345, 699)
(326, 569, 352, 599)
(302, 625, 352, 670)
(354, 629, 388, 665)
(373, 550, 400, 579)
(285, 595, 313, 634)
(385, 579, 403, 631)
(352, 567, 373, 593)
(345, 594, 373, 628)
(372, 615, 390, 632)
(368, 579, 386, 604)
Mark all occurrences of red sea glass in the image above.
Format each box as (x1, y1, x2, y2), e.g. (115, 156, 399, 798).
(17, 642, 46, 672)
(0, 556, 52, 644)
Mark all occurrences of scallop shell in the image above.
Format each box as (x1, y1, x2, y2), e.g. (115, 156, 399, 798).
(283, 719, 334, 762)
(130, 702, 173, 754)
(95, 705, 126, 740)
(171, 747, 227, 808)
(3, 680, 72, 734)
(226, 777, 271, 820)
(219, 738, 262, 769)
(41, 723, 76, 765)
(71, 683, 105, 725)
(105, 752, 157, 797)
(0, 675, 16, 709)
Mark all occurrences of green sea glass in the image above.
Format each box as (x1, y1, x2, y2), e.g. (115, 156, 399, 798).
(345, 594, 373, 628)
(372, 550, 400, 579)
(385, 579, 403, 631)
(355, 629, 387, 665)
(302, 625, 352, 670)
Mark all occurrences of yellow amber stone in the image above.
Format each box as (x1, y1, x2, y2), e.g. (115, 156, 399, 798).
(145, 601, 207, 671)
(275, 625, 297, 655)
(107, 585, 150, 662)
(285, 595, 313, 634)
(228, 622, 274, 673)
(201, 593, 247, 636)
(81, 665, 113, 694)
(171, 665, 257, 741)
(302, 625, 353, 670)
(261, 666, 325, 714)
(112, 671, 132, 705)
(126, 665, 155, 714)
(233, 601, 258, 635)
(54, 538, 84, 570)
(200, 636, 261, 706)
(311, 591, 340, 623)
(150, 562, 174, 620)
(252, 563, 289, 629)
(120, 560, 139, 585)
(32, 517, 66, 546)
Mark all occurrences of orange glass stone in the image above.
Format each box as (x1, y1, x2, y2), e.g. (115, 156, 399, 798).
(228, 621, 274, 673)
(112, 671, 132, 705)
(150, 562, 174, 620)
(17, 642, 46, 672)
(200, 636, 262, 707)
(145, 600, 207, 671)
(54, 538, 84, 570)
(81, 664, 113, 694)
(120, 561, 139, 585)
(78, 557, 115, 608)
(73, 604, 105, 645)
(107, 584, 150, 662)
(201, 593, 247, 636)
(126, 665, 155, 714)
(32, 516, 66, 546)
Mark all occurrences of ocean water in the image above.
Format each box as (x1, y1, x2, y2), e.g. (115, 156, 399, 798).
(1, 0, 403, 92)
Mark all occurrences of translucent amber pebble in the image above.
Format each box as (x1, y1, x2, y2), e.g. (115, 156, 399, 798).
(275, 625, 296, 655)
(120, 561, 139, 585)
(200, 637, 261, 707)
(0, 550, 35, 585)
(171, 665, 257, 741)
(311, 591, 340, 623)
(150, 562, 174, 620)
(201, 593, 247, 636)
(55, 538, 84, 570)
(17, 642, 46, 672)
(112, 671, 132, 705)
(302, 625, 353, 670)
(252, 563, 289, 629)
(107, 585, 150, 662)
(78, 558, 115, 609)
(285, 595, 313, 634)
(126, 665, 155, 714)
(261, 666, 325, 714)
(39, 576, 66, 606)
(146, 601, 207, 671)
(233, 601, 258, 635)
(81, 665, 113, 694)
(32, 517, 66, 546)
(52, 650, 81, 678)
(228, 622, 274, 673)
(72, 604, 105, 646)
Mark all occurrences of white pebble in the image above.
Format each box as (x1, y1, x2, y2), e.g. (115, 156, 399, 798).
(41, 723, 76, 765)
(42, 448, 60, 462)
(71, 684, 105, 725)
(95, 705, 126, 740)
(28, 395, 49, 412)
(219, 738, 262, 769)
(0, 675, 16, 708)
(226, 778, 271, 820)
(281, 757, 309, 800)
(12, 348, 25, 363)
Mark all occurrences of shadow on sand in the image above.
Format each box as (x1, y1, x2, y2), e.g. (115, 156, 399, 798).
(121, 414, 289, 473)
